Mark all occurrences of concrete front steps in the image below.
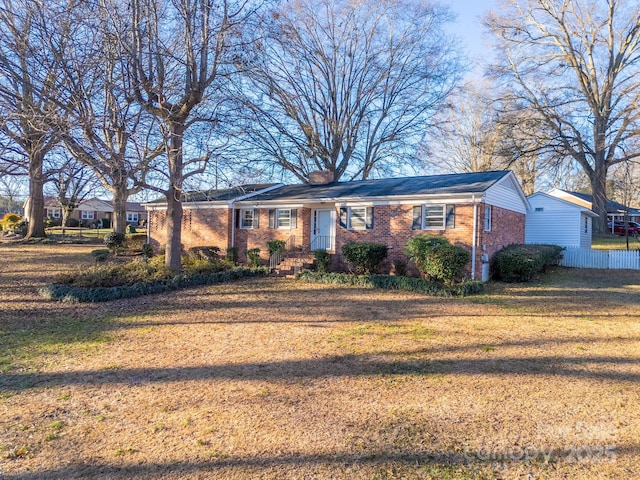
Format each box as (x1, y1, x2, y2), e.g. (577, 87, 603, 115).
(272, 253, 315, 277)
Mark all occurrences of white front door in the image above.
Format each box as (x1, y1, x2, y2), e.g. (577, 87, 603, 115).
(311, 209, 335, 251)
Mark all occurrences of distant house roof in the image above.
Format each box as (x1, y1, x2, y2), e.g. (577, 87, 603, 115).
(245, 171, 511, 203)
(549, 189, 640, 215)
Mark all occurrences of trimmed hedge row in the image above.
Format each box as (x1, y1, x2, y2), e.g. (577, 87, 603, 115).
(297, 271, 483, 297)
(40, 267, 268, 303)
(492, 244, 564, 282)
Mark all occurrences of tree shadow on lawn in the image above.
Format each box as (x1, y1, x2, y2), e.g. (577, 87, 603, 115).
(1, 443, 636, 480)
(3, 345, 639, 392)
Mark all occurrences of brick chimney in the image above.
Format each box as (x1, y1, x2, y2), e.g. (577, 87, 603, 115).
(308, 170, 335, 185)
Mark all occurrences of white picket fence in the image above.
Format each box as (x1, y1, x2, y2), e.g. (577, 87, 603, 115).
(561, 247, 640, 270)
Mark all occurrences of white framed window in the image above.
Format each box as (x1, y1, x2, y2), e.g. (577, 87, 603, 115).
(412, 204, 454, 230)
(349, 207, 367, 230)
(47, 208, 61, 219)
(424, 205, 446, 229)
(127, 212, 139, 223)
(240, 208, 258, 229)
(484, 205, 492, 232)
(268, 209, 298, 229)
(339, 207, 373, 230)
(277, 209, 291, 228)
(81, 210, 94, 220)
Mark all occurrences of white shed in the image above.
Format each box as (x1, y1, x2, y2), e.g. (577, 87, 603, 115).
(526, 192, 599, 248)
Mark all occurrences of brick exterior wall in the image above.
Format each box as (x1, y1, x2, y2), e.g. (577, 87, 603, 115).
(148, 202, 525, 278)
(330, 203, 524, 277)
(235, 208, 310, 263)
(148, 207, 232, 254)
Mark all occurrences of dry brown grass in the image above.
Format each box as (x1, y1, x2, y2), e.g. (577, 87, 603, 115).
(0, 244, 639, 479)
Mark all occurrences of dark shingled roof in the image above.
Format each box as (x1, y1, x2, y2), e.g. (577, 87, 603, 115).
(144, 184, 279, 203)
(566, 191, 640, 214)
(249, 171, 510, 202)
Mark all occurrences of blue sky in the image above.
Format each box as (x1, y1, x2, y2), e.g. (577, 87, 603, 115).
(445, 0, 498, 68)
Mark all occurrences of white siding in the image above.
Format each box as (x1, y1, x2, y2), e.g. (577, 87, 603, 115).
(525, 193, 593, 248)
(526, 211, 581, 247)
(484, 175, 528, 214)
(579, 213, 592, 248)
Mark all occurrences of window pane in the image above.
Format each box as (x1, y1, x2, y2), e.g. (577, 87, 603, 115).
(424, 205, 444, 228)
(350, 207, 366, 230)
(241, 209, 254, 228)
(277, 209, 291, 228)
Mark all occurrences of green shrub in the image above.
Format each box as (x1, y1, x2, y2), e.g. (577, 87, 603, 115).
(1, 213, 21, 231)
(226, 247, 238, 264)
(141, 243, 154, 258)
(124, 233, 147, 252)
(67, 218, 80, 228)
(181, 256, 234, 275)
(103, 231, 126, 253)
(126, 224, 137, 234)
(101, 218, 111, 229)
(314, 250, 331, 273)
(90, 249, 111, 263)
(297, 271, 483, 297)
(41, 267, 268, 303)
(405, 234, 470, 285)
(492, 244, 564, 282)
(341, 242, 388, 274)
(267, 239, 286, 256)
(188, 246, 220, 261)
(246, 248, 262, 267)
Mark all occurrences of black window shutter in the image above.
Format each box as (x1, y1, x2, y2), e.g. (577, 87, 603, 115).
(291, 209, 297, 229)
(412, 206, 422, 229)
(366, 207, 374, 230)
(235, 209, 240, 228)
(254, 209, 259, 228)
(268, 209, 275, 228)
(446, 205, 455, 228)
(339, 207, 348, 228)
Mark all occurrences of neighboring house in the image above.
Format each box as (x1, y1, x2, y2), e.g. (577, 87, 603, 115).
(29, 196, 146, 227)
(548, 188, 640, 224)
(526, 192, 598, 248)
(145, 171, 530, 280)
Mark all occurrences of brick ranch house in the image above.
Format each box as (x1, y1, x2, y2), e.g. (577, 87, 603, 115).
(144, 170, 530, 280)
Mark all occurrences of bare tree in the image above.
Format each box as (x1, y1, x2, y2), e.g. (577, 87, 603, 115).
(0, 0, 68, 237)
(485, 0, 640, 232)
(421, 82, 549, 195)
(58, 3, 156, 234)
(45, 151, 101, 235)
(110, 0, 251, 271)
(235, 0, 462, 183)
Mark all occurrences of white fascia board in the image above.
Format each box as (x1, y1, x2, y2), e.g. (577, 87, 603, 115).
(236, 202, 305, 209)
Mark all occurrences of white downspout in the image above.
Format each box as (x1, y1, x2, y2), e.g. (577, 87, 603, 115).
(230, 201, 235, 251)
(146, 209, 150, 244)
(471, 195, 477, 280)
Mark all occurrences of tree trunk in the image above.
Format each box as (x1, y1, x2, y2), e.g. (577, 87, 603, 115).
(164, 122, 185, 272)
(26, 151, 46, 238)
(112, 185, 128, 234)
(165, 191, 183, 272)
(591, 161, 608, 234)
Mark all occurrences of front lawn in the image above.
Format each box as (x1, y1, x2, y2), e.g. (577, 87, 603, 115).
(0, 244, 638, 479)
(592, 234, 640, 249)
